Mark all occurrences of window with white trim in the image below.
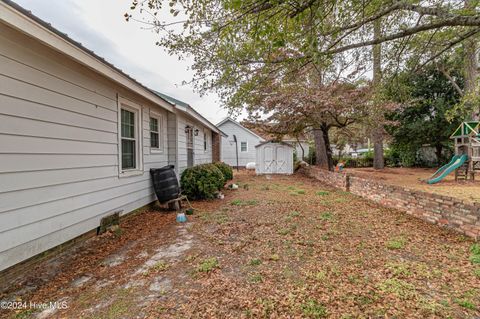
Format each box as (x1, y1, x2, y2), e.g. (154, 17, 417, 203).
(121, 109, 136, 169)
(240, 141, 247, 152)
(118, 97, 143, 175)
(203, 132, 207, 151)
(150, 117, 160, 149)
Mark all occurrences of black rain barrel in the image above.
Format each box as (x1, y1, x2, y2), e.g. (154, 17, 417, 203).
(150, 165, 180, 203)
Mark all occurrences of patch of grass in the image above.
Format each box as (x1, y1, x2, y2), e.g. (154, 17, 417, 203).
(106, 299, 131, 319)
(200, 211, 229, 224)
(278, 228, 291, 236)
(378, 278, 416, 299)
(470, 244, 480, 264)
(386, 236, 407, 250)
(474, 268, 480, 278)
(296, 189, 306, 195)
(316, 191, 329, 196)
(249, 258, 262, 266)
(14, 309, 36, 319)
(230, 199, 242, 205)
(230, 199, 258, 206)
(300, 299, 327, 318)
(386, 262, 411, 277)
(248, 273, 263, 283)
(417, 297, 445, 316)
(354, 293, 376, 306)
(315, 270, 327, 281)
(184, 253, 199, 263)
(289, 211, 301, 218)
(197, 257, 219, 273)
(319, 212, 333, 221)
(348, 274, 361, 284)
(257, 298, 276, 317)
(151, 261, 169, 272)
(455, 298, 476, 310)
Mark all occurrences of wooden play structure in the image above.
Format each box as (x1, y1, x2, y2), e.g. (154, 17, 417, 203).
(451, 121, 480, 180)
(426, 121, 480, 184)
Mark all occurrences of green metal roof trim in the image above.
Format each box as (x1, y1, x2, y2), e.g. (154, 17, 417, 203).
(152, 91, 227, 137)
(153, 91, 189, 108)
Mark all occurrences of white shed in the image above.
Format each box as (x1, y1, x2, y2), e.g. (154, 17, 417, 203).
(255, 141, 294, 175)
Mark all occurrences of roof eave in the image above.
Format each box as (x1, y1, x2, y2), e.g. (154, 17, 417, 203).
(217, 117, 265, 141)
(0, 0, 174, 113)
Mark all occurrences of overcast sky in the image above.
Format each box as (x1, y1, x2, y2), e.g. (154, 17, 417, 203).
(14, 0, 230, 124)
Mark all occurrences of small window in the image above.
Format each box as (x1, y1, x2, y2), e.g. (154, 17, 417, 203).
(203, 132, 207, 151)
(150, 117, 159, 148)
(240, 141, 247, 152)
(121, 109, 136, 170)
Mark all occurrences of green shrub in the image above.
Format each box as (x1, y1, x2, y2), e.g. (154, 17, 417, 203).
(180, 163, 225, 199)
(213, 162, 233, 180)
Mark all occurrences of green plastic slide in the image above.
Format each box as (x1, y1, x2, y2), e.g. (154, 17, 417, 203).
(425, 154, 460, 181)
(426, 154, 468, 184)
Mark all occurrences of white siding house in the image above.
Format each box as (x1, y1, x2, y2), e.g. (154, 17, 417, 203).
(217, 118, 264, 167)
(0, 1, 223, 273)
(153, 92, 225, 174)
(287, 140, 310, 160)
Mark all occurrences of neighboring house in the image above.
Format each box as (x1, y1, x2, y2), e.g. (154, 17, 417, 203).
(285, 139, 310, 160)
(240, 121, 310, 160)
(0, 1, 223, 273)
(216, 118, 265, 167)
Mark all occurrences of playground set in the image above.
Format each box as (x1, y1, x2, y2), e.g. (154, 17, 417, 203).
(426, 121, 480, 184)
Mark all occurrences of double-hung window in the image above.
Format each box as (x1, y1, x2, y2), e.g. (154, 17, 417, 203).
(118, 97, 142, 176)
(150, 117, 159, 149)
(121, 109, 136, 170)
(240, 141, 247, 152)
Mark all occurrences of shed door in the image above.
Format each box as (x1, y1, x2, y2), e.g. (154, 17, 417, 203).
(276, 146, 288, 174)
(263, 146, 275, 173)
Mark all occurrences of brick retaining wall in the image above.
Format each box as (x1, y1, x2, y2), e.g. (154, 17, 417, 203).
(302, 166, 480, 239)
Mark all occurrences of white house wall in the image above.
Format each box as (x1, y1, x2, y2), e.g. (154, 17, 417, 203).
(175, 112, 213, 175)
(291, 142, 310, 159)
(0, 25, 173, 271)
(219, 120, 263, 167)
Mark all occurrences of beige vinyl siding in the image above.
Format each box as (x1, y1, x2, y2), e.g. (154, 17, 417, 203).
(0, 24, 170, 271)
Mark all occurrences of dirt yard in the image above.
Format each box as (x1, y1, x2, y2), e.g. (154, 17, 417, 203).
(346, 167, 480, 203)
(1, 171, 479, 318)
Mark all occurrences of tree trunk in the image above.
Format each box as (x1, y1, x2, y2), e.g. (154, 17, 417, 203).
(296, 137, 305, 160)
(372, 18, 385, 169)
(435, 144, 443, 165)
(322, 125, 334, 171)
(313, 125, 334, 171)
(372, 130, 384, 169)
(464, 0, 478, 119)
